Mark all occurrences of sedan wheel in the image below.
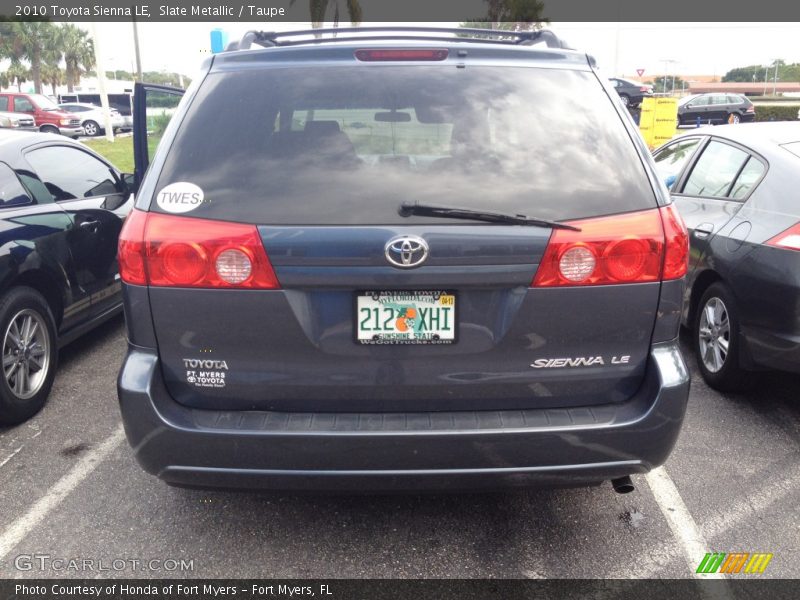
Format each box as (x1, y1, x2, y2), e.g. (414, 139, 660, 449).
(694, 282, 754, 392)
(619, 94, 630, 107)
(83, 120, 99, 136)
(698, 297, 729, 373)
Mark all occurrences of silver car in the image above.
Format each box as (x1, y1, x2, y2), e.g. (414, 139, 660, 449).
(58, 102, 129, 136)
(0, 111, 37, 132)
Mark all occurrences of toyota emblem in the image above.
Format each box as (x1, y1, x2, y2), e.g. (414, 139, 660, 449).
(384, 235, 429, 268)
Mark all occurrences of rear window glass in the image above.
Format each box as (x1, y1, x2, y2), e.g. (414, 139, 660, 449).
(155, 66, 655, 224)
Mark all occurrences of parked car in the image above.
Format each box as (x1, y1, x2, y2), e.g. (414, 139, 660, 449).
(0, 111, 37, 132)
(0, 93, 83, 138)
(0, 130, 135, 425)
(58, 102, 130, 137)
(609, 77, 653, 107)
(118, 27, 690, 492)
(677, 93, 755, 126)
(653, 122, 800, 390)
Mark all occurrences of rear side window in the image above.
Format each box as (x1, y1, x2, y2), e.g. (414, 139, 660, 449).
(0, 163, 32, 208)
(155, 66, 655, 224)
(681, 141, 749, 198)
(729, 158, 765, 200)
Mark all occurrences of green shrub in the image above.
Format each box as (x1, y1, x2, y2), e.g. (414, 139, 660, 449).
(754, 105, 800, 122)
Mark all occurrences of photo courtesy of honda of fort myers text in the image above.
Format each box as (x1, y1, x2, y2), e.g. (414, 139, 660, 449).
(1, 0, 800, 597)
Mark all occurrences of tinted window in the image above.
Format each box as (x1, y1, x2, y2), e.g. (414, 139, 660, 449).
(726, 95, 742, 104)
(157, 67, 655, 225)
(729, 158, 765, 200)
(0, 163, 32, 207)
(682, 141, 749, 198)
(26, 146, 120, 201)
(0, 97, 8, 111)
(654, 138, 702, 190)
(14, 97, 34, 112)
(690, 96, 711, 106)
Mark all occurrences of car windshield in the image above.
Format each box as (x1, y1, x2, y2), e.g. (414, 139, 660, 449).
(30, 94, 60, 109)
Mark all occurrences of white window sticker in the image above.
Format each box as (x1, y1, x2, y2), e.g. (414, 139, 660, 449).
(156, 182, 204, 214)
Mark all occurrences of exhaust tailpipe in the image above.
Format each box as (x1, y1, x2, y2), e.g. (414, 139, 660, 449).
(611, 475, 635, 494)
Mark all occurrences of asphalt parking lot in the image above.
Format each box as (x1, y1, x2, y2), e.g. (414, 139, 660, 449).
(0, 316, 797, 579)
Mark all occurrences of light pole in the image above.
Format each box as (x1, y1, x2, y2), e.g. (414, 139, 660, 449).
(773, 59, 780, 95)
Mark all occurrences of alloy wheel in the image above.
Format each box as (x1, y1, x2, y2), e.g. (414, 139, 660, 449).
(2, 309, 50, 400)
(698, 297, 730, 373)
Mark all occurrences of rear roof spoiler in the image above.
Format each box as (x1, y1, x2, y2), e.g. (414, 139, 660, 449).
(225, 27, 572, 52)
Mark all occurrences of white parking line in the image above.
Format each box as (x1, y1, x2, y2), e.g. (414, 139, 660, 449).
(644, 466, 726, 580)
(0, 426, 124, 560)
(0, 446, 24, 469)
(605, 457, 800, 579)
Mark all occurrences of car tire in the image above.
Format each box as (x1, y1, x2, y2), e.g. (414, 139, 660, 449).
(619, 94, 630, 107)
(40, 125, 59, 135)
(0, 287, 58, 425)
(694, 282, 753, 392)
(83, 120, 100, 136)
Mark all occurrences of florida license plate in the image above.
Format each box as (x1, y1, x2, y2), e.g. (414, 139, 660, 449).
(356, 291, 456, 345)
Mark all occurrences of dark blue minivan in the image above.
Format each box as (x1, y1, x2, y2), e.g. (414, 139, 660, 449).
(117, 27, 691, 492)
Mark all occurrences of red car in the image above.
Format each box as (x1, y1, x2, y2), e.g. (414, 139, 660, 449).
(0, 92, 84, 138)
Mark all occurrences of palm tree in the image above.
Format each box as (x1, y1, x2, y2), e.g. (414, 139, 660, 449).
(6, 62, 30, 92)
(290, 0, 362, 29)
(2, 21, 58, 94)
(61, 24, 94, 93)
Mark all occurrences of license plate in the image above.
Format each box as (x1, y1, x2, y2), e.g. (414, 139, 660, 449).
(356, 291, 456, 345)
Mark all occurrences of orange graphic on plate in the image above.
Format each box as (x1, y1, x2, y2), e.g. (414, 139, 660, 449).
(395, 307, 417, 332)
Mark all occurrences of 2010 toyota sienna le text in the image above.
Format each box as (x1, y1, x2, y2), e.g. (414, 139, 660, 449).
(116, 28, 691, 492)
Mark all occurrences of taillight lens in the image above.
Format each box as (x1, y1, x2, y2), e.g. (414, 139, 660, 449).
(532, 207, 688, 287)
(660, 203, 689, 279)
(766, 223, 800, 251)
(118, 210, 280, 289)
(118, 209, 148, 285)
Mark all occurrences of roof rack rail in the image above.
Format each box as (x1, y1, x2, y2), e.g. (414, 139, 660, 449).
(225, 27, 571, 52)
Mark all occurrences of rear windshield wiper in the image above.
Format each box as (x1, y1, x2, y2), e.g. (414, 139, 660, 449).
(399, 202, 581, 231)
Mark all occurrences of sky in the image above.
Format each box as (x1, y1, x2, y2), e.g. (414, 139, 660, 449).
(82, 21, 800, 81)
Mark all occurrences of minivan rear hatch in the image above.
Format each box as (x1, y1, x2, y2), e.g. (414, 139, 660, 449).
(139, 51, 666, 413)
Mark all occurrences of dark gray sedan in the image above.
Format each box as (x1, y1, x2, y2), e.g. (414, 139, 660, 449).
(654, 123, 800, 390)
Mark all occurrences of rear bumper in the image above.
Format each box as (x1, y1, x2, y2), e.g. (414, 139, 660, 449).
(117, 341, 690, 491)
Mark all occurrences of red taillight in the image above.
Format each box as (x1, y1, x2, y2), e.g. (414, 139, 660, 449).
(354, 49, 448, 62)
(660, 203, 689, 280)
(118, 209, 148, 285)
(746, 105, 755, 113)
(766, 223, 800, 251)
(532, 207, 688, 287)
(117, 210, 280, 289)
(640, 86, 650, 92)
